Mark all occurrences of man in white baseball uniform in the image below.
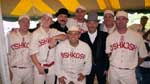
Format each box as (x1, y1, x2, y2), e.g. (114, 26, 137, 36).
(7, 15, 33, 84)
(67, 6, 88, 33)
(106, 11, 148, 84)
(55, 26, 92, 84)
(99, 10, 116, 34)
(29, 13, 66, 84)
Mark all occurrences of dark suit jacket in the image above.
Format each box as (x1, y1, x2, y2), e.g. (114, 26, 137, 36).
(80, 31, 109, 70)
(50, 21, 68, 33)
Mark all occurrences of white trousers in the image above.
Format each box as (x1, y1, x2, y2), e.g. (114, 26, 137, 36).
(11, 67, 33, 84)
(107, 66, 137, 84)
(33, 67, 55, 84)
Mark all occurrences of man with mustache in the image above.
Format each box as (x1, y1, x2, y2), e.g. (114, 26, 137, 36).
(50, 8, 70, 33)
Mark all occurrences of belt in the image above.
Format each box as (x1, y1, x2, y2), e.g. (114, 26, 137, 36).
(41, 61, 55, 67)
(111, 65, 131, 70)
(11, 66, 27, 69)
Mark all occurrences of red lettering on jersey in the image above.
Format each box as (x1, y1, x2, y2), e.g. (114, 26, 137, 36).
(61, 52, 69, 58)
(80, 54, 85, 59)
(124, 42, 129, 49)
(61, 52, 85, 59)
(11, 42, 29, 49)
(39, 38, 52, 47)
(110, 42, 136, 51)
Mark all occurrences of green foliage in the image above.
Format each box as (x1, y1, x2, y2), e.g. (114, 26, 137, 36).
(128, 13, 150, 30)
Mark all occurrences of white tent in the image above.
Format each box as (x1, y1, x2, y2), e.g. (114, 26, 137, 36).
(0, 5, 11, 84)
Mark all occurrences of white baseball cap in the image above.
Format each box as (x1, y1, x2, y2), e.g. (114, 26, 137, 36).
(42, 13, 53, 18)
(104, 10, 114, 16)
(76, 5, 86, 11)
(116, 11, 128, 18)
(18, 14, 30, 21)
(68, 26, 80, 32)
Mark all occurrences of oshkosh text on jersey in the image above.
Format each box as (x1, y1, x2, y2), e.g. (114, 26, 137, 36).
(39, 38, 51, 47)
(11, 42, 29, 49)
(61, 52, 85, 59)
(110, 41, 136, 51)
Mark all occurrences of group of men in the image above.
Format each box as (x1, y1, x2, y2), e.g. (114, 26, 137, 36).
(7, 5, 149, 84)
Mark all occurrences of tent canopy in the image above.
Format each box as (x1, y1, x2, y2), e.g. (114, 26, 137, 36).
(1, 0, 150, 20)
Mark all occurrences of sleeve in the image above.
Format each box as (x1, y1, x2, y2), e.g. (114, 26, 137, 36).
(105, 35, 112, 54)
(79, 33, 86, 41)
(138, 35, 148, 58)
(55, 44, 65, 78)
(7, 33, 11, 55)
(81, 45, 92, 76)
(51, 29, 65, 36)
(7, 33, 12, 64)
(144, 42, 150, 60)
(103, 33, 110, 70)
(29, 32, 40, 55)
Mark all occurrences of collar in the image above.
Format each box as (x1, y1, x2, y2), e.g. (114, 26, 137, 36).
(103, 24, 116, 34)
(39, 27, 50, 35)
(88, 30, 97, 36)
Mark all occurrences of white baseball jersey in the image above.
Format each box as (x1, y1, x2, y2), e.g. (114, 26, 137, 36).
(7, 29, 32, 67)
(7, 29, 33, 84)
(67, 18, 88, 32)
(55, 40, 92, 83)
(30, 28, 64, 63)
(106, 29, 148, 69)
(29, 27, 65, 73)
(29, 27, 65, 84)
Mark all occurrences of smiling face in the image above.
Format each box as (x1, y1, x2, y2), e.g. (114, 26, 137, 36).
(103, 13, 114, 27)
(57, 14, 68, 25)
(67, 31, 81, 47)
(75, 9, 86, 20)
(116, 16, 128, 30)
(40, 15, 53, 28)
(87, 20, 98, 34)
(19, 18, 30, 32)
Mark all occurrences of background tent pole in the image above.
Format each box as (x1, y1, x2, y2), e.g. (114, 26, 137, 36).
(0, 4, 11, 84)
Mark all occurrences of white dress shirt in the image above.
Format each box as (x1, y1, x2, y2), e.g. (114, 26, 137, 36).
(88, 30, 97, 44)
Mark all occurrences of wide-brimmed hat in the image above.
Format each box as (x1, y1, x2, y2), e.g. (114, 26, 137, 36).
(55, 8, 70, 17)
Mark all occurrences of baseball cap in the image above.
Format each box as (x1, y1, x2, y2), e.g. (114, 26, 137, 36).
(104, 10, 114, 16)
(18, 15, 30, 21)
(116, 11, 128, 18)
(42, 13, 53, 18)
(76, 5, 86, 11)
(68, 26, 80, 32)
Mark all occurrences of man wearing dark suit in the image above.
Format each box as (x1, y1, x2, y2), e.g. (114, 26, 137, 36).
(80, 12, 109, 84)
